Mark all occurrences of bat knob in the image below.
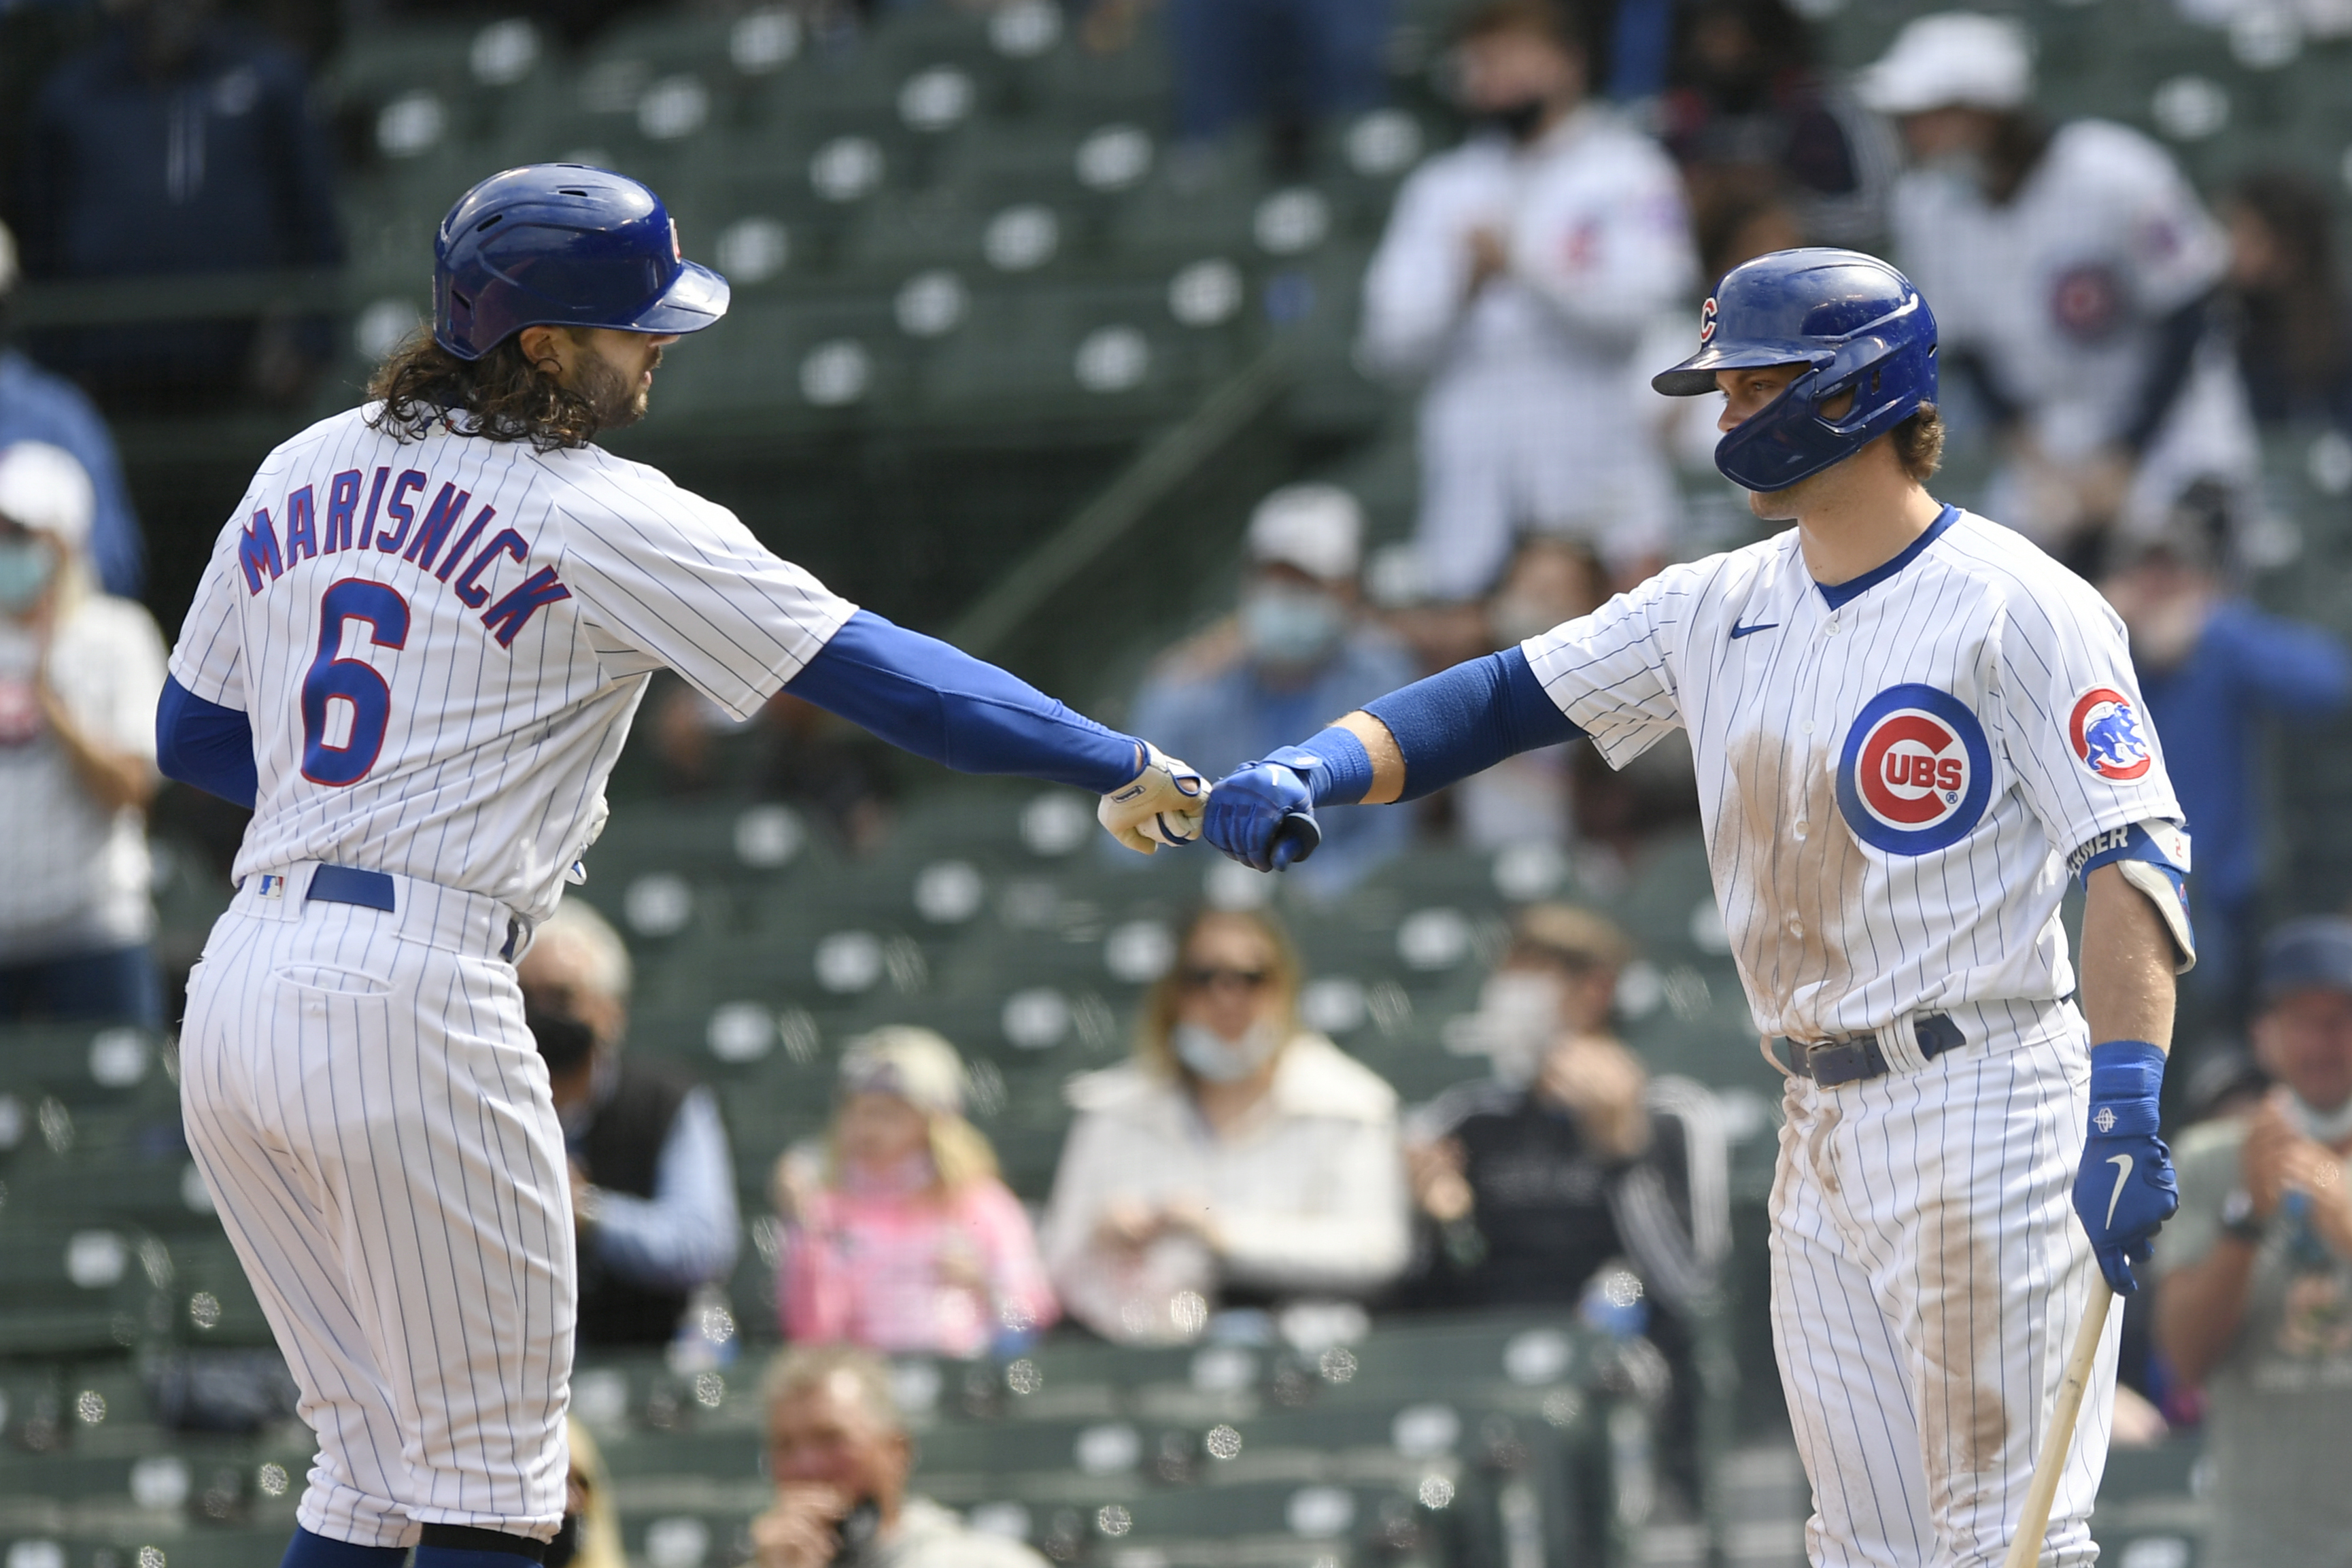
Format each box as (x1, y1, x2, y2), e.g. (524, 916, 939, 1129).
(1270, 812, 1320, 869)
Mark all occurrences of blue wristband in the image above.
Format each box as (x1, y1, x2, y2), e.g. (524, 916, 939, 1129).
(1269, 727, 1374, 807)
(2087, 1039, 2166, 1136)
(1362, 647, 1584, 802)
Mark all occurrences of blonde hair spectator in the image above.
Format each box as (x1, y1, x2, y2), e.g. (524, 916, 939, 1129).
(774, 1027, 1058, 1357)
(829, 1027, 998, 1192)
(1041, 908, 1410, 1342)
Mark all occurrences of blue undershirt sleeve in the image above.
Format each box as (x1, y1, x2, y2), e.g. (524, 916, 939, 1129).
(155, 675, 259, 809)
(784, 609, 1142, 794)
(1362, 647, 1584, 802)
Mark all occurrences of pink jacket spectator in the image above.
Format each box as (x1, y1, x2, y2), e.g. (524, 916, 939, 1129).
(779, 1177, 1059, 1358)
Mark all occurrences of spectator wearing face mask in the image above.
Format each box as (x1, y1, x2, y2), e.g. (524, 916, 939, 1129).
(0, 224, 146, 597)
(517, 898, 741, 1347)
(0, 441, 166, 1027)
(1401, 905, 1715, 1312)
(1126, 483, 1416, 893)
(1400, 903, 1723, 1507)
(1658, 0, 1896, 248)
(1860, 11, 2258, 570)
(1040, 908, 1411, 1343)
(1360, 0, 1696, 604)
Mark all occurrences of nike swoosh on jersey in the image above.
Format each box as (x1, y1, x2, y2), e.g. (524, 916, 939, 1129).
(1729, 621, 1780, 639)
(2104, 1152, 2134, 1229)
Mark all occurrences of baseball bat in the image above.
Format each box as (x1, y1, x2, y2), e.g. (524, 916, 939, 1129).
(1269, 811, 1321, 868)
(1998, 1276, 2114, 1568)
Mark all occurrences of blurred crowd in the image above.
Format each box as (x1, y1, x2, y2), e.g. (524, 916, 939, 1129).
(542, 887, 2352, 1565)
(594, 0, 2352, 1054)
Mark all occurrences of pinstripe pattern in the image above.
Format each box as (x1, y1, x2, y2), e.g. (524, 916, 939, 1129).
(181, 871, 573, 1546)
(1521, 510, 2181, 1044)
(163, 408, 865, 1550)
(1769, 1006, 2113, 1568)
(167, 406, 857, 926)
(1520, 509, 2170, 1565)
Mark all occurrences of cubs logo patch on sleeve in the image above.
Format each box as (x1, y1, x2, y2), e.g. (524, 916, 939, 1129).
(1836, 683, 1994, 854)
(2069, 687, 2153, 781)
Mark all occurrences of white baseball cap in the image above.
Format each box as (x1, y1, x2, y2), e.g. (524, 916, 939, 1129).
(0, 441, 95, 551)
(1856, 12, 2034, 116)
(838, 1025, 968, 1115)
(1247, 482, 1363, 581)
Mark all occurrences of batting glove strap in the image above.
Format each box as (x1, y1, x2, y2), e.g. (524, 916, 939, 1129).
(1266, 728, 1374, 807)
(1098, 743, 1208, 854)
(2087, 1039, 2166, 1138)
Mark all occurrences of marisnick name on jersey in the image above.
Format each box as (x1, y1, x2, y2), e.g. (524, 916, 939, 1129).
(234, 466, 570, 648)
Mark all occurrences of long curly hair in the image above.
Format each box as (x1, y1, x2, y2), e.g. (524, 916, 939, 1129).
(364, 328, 604, 452)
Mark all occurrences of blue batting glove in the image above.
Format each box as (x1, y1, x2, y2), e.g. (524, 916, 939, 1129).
(2073, 1040, 2179, 1295)
(1204, 760, 1316, 873)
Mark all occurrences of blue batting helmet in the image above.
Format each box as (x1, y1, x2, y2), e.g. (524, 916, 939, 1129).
(432, 165, 730, 361)
(1652, 248, 1936, 493)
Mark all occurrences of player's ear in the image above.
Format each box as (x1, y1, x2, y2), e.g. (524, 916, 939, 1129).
(515, 324, 568, 381)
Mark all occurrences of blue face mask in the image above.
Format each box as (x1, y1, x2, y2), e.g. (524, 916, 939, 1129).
(1240, 585, 1346, 668)
(0, 541, 53, 613)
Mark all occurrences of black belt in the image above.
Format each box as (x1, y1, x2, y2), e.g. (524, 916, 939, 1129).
(304, 864, 521, 960)
(1782, 1012, 1964, 1087)
(309, 864, 396, 911)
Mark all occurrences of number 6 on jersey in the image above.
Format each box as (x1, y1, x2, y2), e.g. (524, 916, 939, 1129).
(301, 579, 408, 786)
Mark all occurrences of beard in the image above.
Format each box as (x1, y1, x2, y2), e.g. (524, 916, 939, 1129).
(575, 345, 660, 430)
(1746, 475, 1811, 522)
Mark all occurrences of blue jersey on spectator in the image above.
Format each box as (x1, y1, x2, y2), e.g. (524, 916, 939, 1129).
(1131, 628, 1418, 892)
(2135, 600, 2350, 910)
(0, 348, 145, 596)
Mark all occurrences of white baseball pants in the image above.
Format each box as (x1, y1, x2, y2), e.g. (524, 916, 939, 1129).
(181, 866, 572, 1547)
(1769, 1000, 2119, 1568)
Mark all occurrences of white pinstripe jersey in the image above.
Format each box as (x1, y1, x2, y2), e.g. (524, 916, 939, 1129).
(167, 405, 855, 923)
(1523, 506, 2182, 1042)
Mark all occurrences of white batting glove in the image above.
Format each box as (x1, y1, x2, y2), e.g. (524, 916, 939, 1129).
(1098, 743, 1208, 854)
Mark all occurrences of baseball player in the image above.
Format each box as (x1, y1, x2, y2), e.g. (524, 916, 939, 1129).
(153, 164, 1206, 1568)
(1206, 249, 2194, 1565)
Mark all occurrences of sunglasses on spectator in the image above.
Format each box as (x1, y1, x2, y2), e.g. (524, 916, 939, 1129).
(1179, 966, 1272, 992)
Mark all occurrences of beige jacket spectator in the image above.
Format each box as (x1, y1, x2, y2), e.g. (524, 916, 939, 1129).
(1040, 908, 1410, 1342)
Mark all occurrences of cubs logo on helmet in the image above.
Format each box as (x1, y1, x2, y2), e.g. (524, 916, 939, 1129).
(1836, 683, 1994, 854)
(1698, 296, 1718, 344)
(2069, 687, 2152, 781)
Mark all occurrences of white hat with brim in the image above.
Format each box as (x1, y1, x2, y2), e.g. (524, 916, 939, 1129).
(838, 1025, 968, 1116)
(0, 441, 95, 551)
(1248, 483, 1365, 582)
(1856, 12, 2034, 116)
